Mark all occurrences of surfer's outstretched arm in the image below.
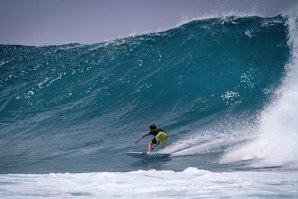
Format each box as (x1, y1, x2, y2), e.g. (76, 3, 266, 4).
(134, 132, 150, 144)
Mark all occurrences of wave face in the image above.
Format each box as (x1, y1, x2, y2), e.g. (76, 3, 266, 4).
(0, 15, 291, 173)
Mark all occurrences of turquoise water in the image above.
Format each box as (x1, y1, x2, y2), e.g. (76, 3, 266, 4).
(0, 15, 291, 173)
(1, 13, 298, 198)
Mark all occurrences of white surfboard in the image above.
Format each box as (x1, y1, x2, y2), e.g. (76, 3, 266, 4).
(125, 152, 170, 159)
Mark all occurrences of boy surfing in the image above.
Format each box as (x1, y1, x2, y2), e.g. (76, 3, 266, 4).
(134, 124, 168, 154)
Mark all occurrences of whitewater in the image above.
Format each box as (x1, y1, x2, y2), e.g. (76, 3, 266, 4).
(1, 10, 298, 199)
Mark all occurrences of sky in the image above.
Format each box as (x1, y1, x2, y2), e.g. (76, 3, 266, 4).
(0, 0, 297, 46)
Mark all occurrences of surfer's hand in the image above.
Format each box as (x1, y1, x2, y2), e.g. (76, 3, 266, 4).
(134, 140, 139, 144)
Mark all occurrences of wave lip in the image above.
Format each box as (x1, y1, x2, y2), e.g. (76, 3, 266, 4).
(221, 10, 298, 169)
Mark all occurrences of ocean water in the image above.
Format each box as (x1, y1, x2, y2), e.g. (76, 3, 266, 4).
(1, 11, 298, 198)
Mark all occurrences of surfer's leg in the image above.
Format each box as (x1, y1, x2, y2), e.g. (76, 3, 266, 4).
(161, 136, 167, 148)
(156, 132, 168, 148)
(147, 142, 154, 153)
(148, 138, 157, 153)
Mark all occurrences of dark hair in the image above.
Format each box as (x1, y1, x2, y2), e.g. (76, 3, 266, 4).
(149, 123, 157, 130)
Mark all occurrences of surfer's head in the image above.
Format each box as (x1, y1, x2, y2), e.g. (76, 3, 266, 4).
(149, 123, 157, 130)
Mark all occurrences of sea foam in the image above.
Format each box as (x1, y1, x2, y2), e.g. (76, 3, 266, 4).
(221, 9, 298, 169)
(1, 168, 298, 199)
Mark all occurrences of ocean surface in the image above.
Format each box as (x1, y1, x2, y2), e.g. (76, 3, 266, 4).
(1, 12, 298, 198)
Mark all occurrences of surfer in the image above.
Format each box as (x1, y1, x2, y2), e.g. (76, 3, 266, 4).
(134, 124, 168, 154)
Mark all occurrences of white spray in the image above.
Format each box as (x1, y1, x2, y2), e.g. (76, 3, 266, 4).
(221, 10, 298, 168)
